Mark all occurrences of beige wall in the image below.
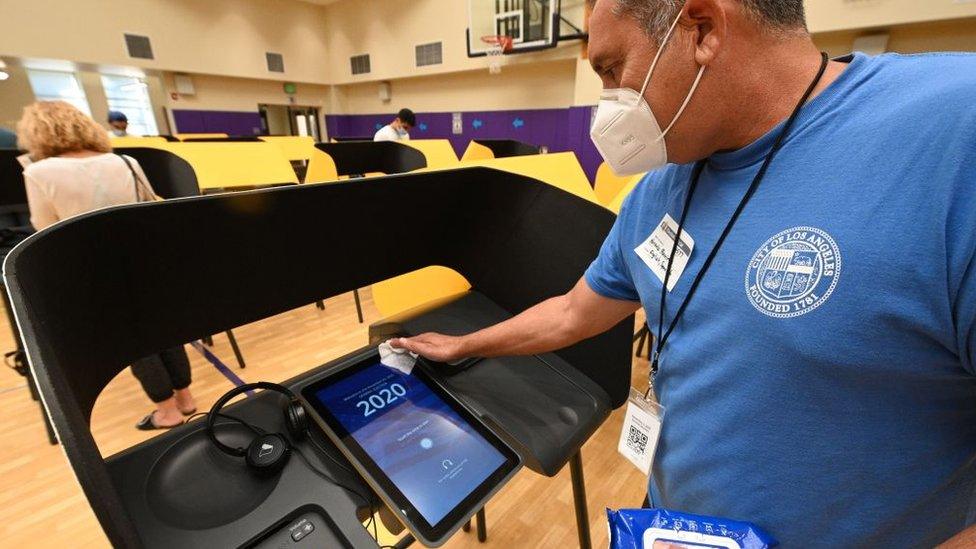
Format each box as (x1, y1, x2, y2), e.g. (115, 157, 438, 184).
(330, 58, 578, 114)
(806, 0, 976, 34)
(161, 73, 329, 112)
(0, 0, 331, 84)
(0, 63, 35, 130)
(814, 17, 976, 58)
(321, 0, 581, 85)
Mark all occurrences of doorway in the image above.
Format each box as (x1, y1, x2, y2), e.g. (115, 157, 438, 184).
(258, 104, 321, 140)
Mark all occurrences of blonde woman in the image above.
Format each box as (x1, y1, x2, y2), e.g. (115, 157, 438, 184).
(17, 101, 196, 430)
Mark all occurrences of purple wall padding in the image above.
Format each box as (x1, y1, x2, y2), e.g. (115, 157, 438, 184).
(326, 105, 603, 183)
(172, 110, 263, 136)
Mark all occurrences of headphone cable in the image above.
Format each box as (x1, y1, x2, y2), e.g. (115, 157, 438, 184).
(191, 411, 381, 543)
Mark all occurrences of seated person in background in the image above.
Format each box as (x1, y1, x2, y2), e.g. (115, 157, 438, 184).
(17, 100, 196, 430)
(373, 108, 415, 141)
(107, 110, 138, 137)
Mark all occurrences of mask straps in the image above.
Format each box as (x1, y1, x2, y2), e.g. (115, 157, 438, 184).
(638, 9, 707, 141)
(660, 65, 706, 138)
(639, 11, 684, 96)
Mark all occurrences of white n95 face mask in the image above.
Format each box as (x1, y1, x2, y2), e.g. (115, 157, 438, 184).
(590, 11, 706, 175)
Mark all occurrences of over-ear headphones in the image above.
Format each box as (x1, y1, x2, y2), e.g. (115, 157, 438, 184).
(206, 382, 309, 475)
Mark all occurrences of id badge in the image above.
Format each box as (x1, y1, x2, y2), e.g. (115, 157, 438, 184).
(618, 387, 664, 475)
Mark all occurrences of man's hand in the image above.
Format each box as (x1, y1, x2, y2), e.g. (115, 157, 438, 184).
(389, 277, 639, 363)
(391, 333, 466, 363)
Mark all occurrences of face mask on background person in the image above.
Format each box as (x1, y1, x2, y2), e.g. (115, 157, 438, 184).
(396, 128, 409, 138)
(590, 10, 706, 175)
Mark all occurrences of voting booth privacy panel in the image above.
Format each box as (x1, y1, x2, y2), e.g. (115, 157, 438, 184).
(5, 167, 632, 547)
(113, 147, 201, 198)
(314, 141, 427, 176)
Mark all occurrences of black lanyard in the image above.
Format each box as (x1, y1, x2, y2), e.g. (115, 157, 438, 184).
(652, 52, 830, 376)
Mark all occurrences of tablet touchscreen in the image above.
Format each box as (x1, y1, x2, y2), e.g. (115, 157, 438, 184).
(303, 357, 518, 536)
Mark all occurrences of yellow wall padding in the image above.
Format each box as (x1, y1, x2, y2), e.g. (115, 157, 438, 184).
(174, 133, 228, 140)
(403, 140, 459, 169)
(371, 266, 472, 318)
(109, 136, 168, 148)
(304, 149, 340, 183)
(460, 140, 495, 161)
(594, 162, 644, 207)
(453, 152, 598, 204)
(373, 152, 597, 318)
(160, 142, 297, 189)
(258, 136, 317, 161)
(607, 176, 643, 215)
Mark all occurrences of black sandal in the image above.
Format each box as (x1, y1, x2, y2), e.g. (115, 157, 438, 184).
(135, 413, 182, 431)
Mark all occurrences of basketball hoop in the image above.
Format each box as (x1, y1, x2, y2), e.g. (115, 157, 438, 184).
(481, 35, 513, 74)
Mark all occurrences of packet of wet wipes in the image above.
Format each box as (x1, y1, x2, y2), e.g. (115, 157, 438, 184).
(608, 508, 777, 549)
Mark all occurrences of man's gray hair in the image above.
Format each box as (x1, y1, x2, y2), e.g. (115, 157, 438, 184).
(608, 0, 807, 42)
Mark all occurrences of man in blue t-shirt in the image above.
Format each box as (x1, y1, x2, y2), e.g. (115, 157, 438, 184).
(394, 0, 976, 546)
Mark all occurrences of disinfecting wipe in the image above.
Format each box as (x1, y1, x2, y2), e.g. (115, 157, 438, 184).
(378, 340, 419, 374)
(608, 508, 777, 549)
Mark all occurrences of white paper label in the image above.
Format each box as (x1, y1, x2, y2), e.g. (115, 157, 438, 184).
(618, 394, 663, 475)
(643, 527, 740, 549)
(635, 213, 695, 292)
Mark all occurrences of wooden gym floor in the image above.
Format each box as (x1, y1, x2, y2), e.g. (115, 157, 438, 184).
(0, 288, 650, 548)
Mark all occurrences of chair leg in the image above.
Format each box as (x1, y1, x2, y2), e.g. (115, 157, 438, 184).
(570, 451, 592, 549)
(225, 330, 246, 369)
(635, 326, 649, 358)
(202, 335, 214, 347)
(462, 520, 471, 532)
(476, 507, 487, 542)
(315, 300, 325, 310)
(353, 289, 364, 324)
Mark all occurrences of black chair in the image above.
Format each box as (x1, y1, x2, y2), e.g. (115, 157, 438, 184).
(5, 167, 633, 548)
(473, 139, 540, 158)
(314, 141, 426, 177)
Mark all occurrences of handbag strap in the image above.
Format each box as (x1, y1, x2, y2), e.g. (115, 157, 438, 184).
(116, 153, 148, 202)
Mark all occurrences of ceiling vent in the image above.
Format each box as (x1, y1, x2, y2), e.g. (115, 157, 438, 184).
(124, 33, 154, 60)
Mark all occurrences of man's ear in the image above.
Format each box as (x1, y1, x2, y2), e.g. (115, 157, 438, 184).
(683, 0, 726, 66)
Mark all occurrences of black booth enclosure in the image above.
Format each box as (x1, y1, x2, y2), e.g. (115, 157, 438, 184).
(0, 149, 29, 210)
(315, 141, 427, 176)
(4, 167, 633, 547)
(112, 147, 202, 198)
(472, 139, 540, 158)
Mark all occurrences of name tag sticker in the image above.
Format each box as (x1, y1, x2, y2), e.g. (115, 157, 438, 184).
(618, 388, 664, 475)
(635, 213, 695, 292)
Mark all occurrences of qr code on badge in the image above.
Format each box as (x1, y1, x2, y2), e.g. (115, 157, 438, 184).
(626, 425, 648, 455)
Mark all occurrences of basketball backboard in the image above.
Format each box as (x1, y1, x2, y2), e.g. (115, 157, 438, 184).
(466, 0, 587, 57)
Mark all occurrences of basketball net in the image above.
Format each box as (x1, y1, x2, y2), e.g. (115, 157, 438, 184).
(482, 35, 513, 74)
